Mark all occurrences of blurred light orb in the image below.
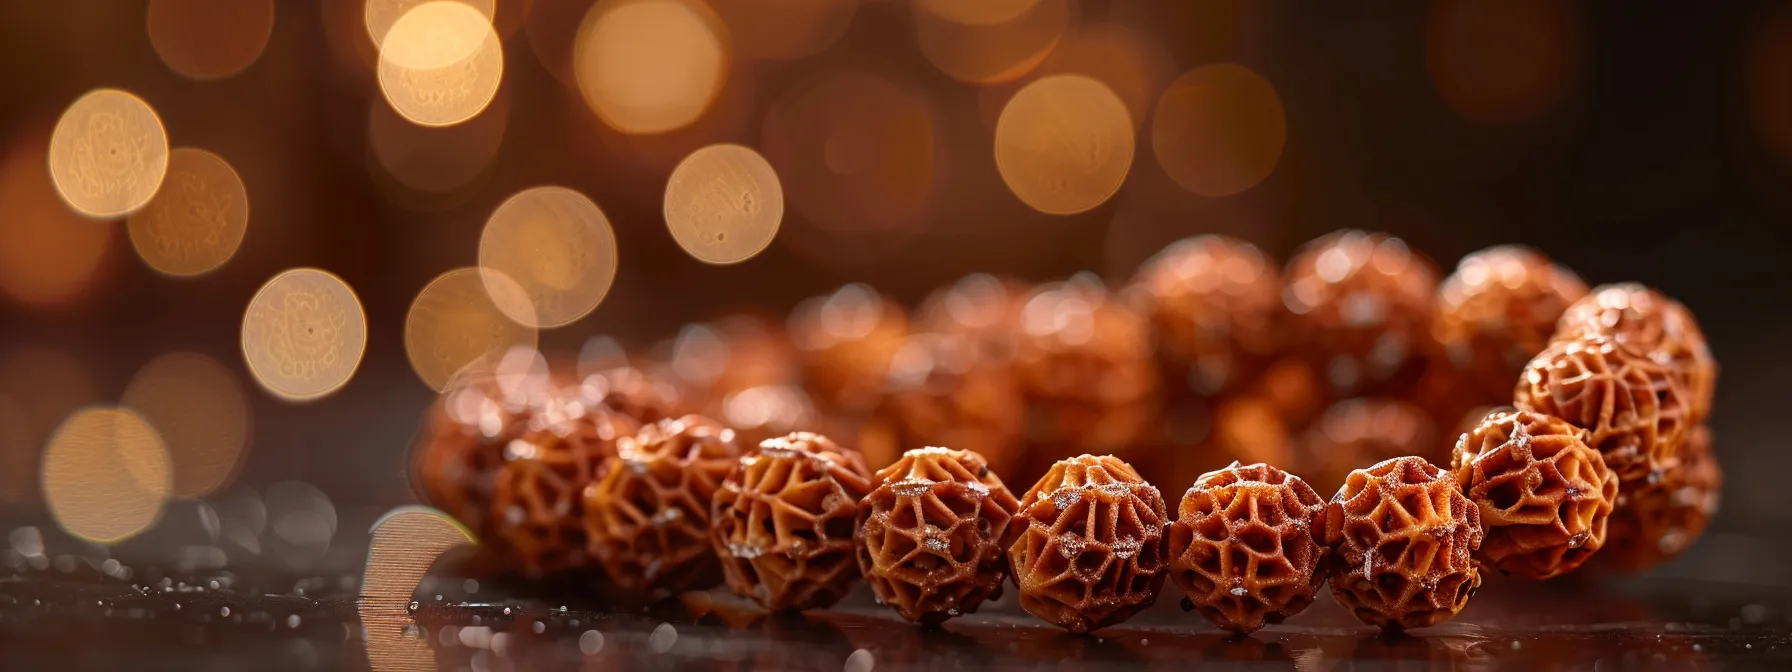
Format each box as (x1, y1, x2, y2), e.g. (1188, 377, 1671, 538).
(478, 186, 618, 328)
(48, 89, 170, 218)
(1427, 0, 1578, 125)
(40, 407, 172, 544)
(573, 0, 729, 135)
(123, 352, 252, 499)
(376, 1, 505, 127)
(1151, 63, 1287, 197)
(366, 0, 495, 47)
(1752, 6, 1792, 164)
(0, 129, 115, 308)
(664, 143, 783, 265)
(914, 0, 1067, 85)
(147, 0, 276, 81)
(706, 0, 856, 61)
(367, 86, 509, 194)
(405, 267, 538, 391)
(126, 148, 249, 277)
(0, 348, 99, 503)
(361, 506, 474, 671)
(240, 268, 368, 402)
(763, 69, 937, 232)
(994, 74, 1134, 215)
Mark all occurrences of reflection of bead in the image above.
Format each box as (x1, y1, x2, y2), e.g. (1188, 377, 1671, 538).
(1283, 230, 1438, 397)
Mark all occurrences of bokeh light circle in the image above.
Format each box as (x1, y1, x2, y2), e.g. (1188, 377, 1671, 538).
(994, 74, 1134, 215)
(573, 0, 729, 135)
(367, 86, 509, 195)
(366, 0, 495, 48)
(123, 352, 252, 499)
(478, 186, 618, 328)
(1151, 63, 1288, 197)
(240, 268, 369, 402)
(126, 148, 249, 277)
(405, 267, 539, 391)
(47, 89, 170, 218)
(147, 0, 276, 81)
(913, 0, 1067, 85)
(0, 348, 98, 504)
(376, 1, 504, 127)
(664, 143, 783, 265)
(1427, 0, 1579, 125)
(0, 129, 115, 308)
(41, 407, 172, 544)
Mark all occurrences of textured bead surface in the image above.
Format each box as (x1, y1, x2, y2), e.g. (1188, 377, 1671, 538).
(1324, 456, 1484, 631)
(1599, 425, 1722, 572)
(584, 416, 741, 595)
(1283, 230, 1439, 397)
(1514, 335, 1690, 483)
(412, 377, 540, 537)
(1303, 399, 1440, 497)
(1007, 455, 1168, 633)
(1168, 462, 1327, 634)
(1451, 409, 1618, 579)
(856, 447, 1021, 625)
(710, 432, 873, 611)
(489, 407, 640, 578)
(1129, 236, 1284, 396)
(1432, 246, 1588, 400)
(1554, 283, 1717, 424)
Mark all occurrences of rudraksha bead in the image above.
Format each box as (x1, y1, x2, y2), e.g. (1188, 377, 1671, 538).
(1324, 456, 1484, 631)
(716, 384, 821, 449)
(1167, 462, 1328, 634)
(1450, 409, 1618, 579)
(710, 432, 873, 611)
(666, 314, 803, 406)
(1129, 235, 1284, 397)
(412, 365, 574, 538)
(1554, 283, 1717, 424)
(488, 405, 640, 578)
(578, 366, 687, 423)
(1008, 454, 1168, 633)
(1513, 335, 1691, 483)
(915, 273, 1027, 362)
(1211, 396, 1296, 468)
(1283, 230, 1439, 397)
(859, 333, 1026, 474)
(1302, 399, 1440, 497)
(789, 284, 910, 415)
(1598, 425, 1722, 572)
(1252, 356, 1327, 428)
(584, 416, 742, 595)
(855, 446, 1022, 625)
(1432, 246, 1588, 401)
(1013, 275, 1160, 461)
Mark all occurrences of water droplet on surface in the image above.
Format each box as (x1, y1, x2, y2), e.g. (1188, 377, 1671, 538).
(844, 648, 876, 672)
(1053, 488, 1079, 511)
(649, 622, 678, 653)
(579, 629, 604, 655)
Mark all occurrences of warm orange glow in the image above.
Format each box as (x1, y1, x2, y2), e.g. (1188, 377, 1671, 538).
(377, 1, 504, 127)
(1752, 6, 1792, 164)
(917, 0, 1041, 27)
(126, 148, 249, 277)
(0, 348, 98, 504)
(0, 128, 115, 308)
(48, 89, 169, 217)
(405, 267, 539, 391)
(478, 186, 618, 328)
(994, 74, 1134, 215)
(41, 407, 173, 544)
(365, 0, 495, 47)
(240, 268, 369, 401)
(367, 87, 509, 194)
(123, 352, 252, 499)
(664, 144, 784, 265)
(1151, 63, 1287, 197)
(1010, 23, 1173, 130)
(707, 0, 857, 61)
(762, 69, 937, 232)
(147, 0, 276, 81)
(1427, 0, 1579, 125)
(914, 0, 1067, 85)
(573, 0, 729, 135)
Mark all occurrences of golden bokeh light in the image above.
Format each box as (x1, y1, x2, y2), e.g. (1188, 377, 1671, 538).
(0, 129, 115, 308)
(0, 348, 98, 503)
(47, 89, 170, 218)
(573, 0, 729, 135)
(361, 506, 475, 672)
(1751, 5, 1792, 164)
(367, 86, 509, 195)
(478, 186, 618, 328)
(376, 1, 505, 127)
(146, 0, 276, 81)
(706, 0, 856, 61)
(664, 143, 783, 265)
(240, 268, 369, 402)
(365, 0, 495, 47)
(980, 22, 1174, 131)
(123, 352, 252, 499)
(405, 267, 539, 391)
(994, 74, 1134, 215)
(1427, 0, 1579, 125)
(762, 69, 937, 232)
(126, 148, 249, 277)
(1151, 63, 1287, 197)
(41, 407, 173, 544)
(913, 0, 1068, 85)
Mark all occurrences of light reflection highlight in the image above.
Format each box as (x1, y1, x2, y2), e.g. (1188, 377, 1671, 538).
(41, 407, 173, 544)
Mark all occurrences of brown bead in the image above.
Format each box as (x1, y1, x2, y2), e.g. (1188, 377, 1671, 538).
(1303, 399, 1440, 497)
(584, 415, 742, 595)
(1599, 425, 1721, 572)
(1555, 283, 1717, 424)
(1432, 246, 1589, 401)
(1324, 456, 1484, 631)
(710, 432, 873, 611)
(855, 447, 1022, 625)
(666, 313, 802, 406)
(714, 384, 821, 449)
(1129, 235, 1284, 396)
(578, 366, 687, 423)
(411, 368, 575, 538)
(1210, 396, 1295, 468)
(489, 406, 640, 578)
(1167, 462, 1328, 634)
(1013, 275, 1161, 460)
(1251, 356, 1327, 428)
(1007, 454, 1169, 633)
(1283, 230, 1439, 397)
(1450, 409, 1618, 579)
(915, 273, 1027, 361)
(1514, 335, 1691, 483)
(789, 284, 910, 415)
(860, 333, 1026, 475)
